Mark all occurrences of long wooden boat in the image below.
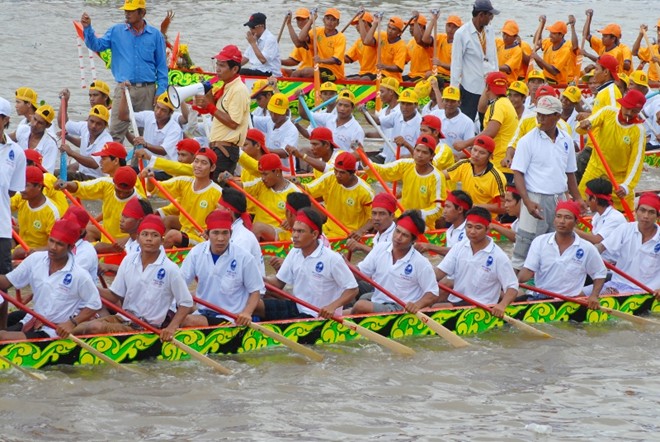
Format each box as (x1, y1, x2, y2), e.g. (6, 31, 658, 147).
(0, 293, 657, 370)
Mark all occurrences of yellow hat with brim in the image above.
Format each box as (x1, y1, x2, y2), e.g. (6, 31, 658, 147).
(337, 89, 356, 105)
(414, 79, 431, 99)
(267, 93, 289, 115)
(380, 77, 400, 94)
(527, 70, 545, 81)
(90, 80, 111, 97)
(508, 81, 529, 96)
(442, 86, 461, 101)
(561, 86, 582, 103)
(581, 71, 594, 83)
(157, 92, 175, 111)
(119, 0, 146, 11)
(398, 88, 418, 103)
(618, 73, 630, 87)
(630, 70, 649, 88)
(15, 87, 38, 108)
(251, 79, 274, 95)
(89, 105, 110, 123)
(320, 81, 338, 92)
(35, 104, 55, 125)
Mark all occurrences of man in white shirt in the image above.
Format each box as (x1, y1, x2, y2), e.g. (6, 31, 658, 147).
(14, 104, 59, 173)
(438, 87, 477, 155)
(417, 190, 473, 256)
(346, 192, 398, 254)
(253, 93, 298, 168)
(450, 0, 499, 121)
(241, 13, 282, 77)
(378, 89, 422, 162)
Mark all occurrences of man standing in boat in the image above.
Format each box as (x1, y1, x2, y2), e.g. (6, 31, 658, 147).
(81, 0, 168, 142)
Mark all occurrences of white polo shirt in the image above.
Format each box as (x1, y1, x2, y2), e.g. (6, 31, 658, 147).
(591, 205, 627, 261)
(438, 237, 518, 304)
(253, 116, 299, 167)
(134, 111, 184, 161)
(601, 222, 660, 291)
(16, 125, 59, 174)
(124, 237, 141, 255)
(0, 138, 26, 239)
(442, 110, 477, 152)
(243, 28, 282, 76)
(73, 238, 99, 283)
(6, 251, 101, 337)
(313, 113, 365, 152)
(376, 104, 400, 158)
(111, 249, 193, 326)
(373, 221, 395, 245)
(379, 111, 421, 162)
(524, 233, 607, 297)
(450, 20, 498, 95)
(65, 121, 113, 178)
(359, 242, 438, 305)
(231, 217, 265, 276)
(511, 126, 577, 195)
(276, 241, 358, 317)
(181, 242, 264, 320)
(446, 220, 467, 248)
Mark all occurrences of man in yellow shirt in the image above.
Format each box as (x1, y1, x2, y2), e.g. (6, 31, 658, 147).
(497, 20, 524, 83)
(23, 149, 68, 216)
(364, 15, 407, 83)
(531, 16, 579, 85)
(420, 115, 454, 171)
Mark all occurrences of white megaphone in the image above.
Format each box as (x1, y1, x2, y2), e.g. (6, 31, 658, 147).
(167, 81, 212, 109)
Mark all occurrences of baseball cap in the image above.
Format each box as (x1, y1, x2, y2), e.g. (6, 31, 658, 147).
(630, 70, 649, 88)
(561, 86, 582, 103)
(214, 45, 242, 63)
(246, 128, 269, 153)
(398, 89, 419, 103)
(156, 92, 175, 111)
(414, 79, 432, 99)
(320, 81, 338, 92)
(310, 127, 339, 149)
(415, 135, 437, 154)
(352, 12, 374, 25)
(24, 148, 43, 165)
(244, 12, 266, 27)
(618, 73, 630, 87)
(508, 81, 529, 96)
(473, 134, 495, 153)
(325, 8, 340, 20)
(90, 80, 111, 96)
(598, 24, 622, 38)
(15, 87, 38, 107)
(294, 8, 310, 19)
(176, 138, 201, 155)
(113, 166, 138, 189)
(259, 153, 288, 172)
(35, 104, 55, 124)
(446, 16, 463, 27)
(421, 115, 443, 134)
(26, 166, 44, 185)
(267, 93, 289, 115)
(617, 89, 646, 109)
(196, 147, 218, 165)
(251, 79, 274, 96)
(89, 105, 110, 123)
(473, 0, 499, 15)
(535, 96, 563, 115)
(501, 20, 519, 36)
(119, 0, 146, 10)
(442, 86, 461, 101)
(0, 97, 11, 116)
(597, 54, 619, 81)
(408, 14, 427, 27)
(337, 89, 356, 105)
(334, 151, 357, 171)
(92, 141, 127, 159)
(527, 69, 546, 81)
(380, 77, 400, 94)
(486, 71, 508, 95)
(535, 84, 558, 99)
(546, 21, 568, 34)
(389, 17, 404, 31)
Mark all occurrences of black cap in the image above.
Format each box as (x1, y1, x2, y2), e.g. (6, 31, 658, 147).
(473, 0, 500, 15)
(244, 12, 267, 27)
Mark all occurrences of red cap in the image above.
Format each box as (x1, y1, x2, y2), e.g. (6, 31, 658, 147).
(597, 54, 619, 81)
(638, 192, 660, 212)
(246, 128, 269, 153)
(122, 197, 146, 219)
(556, 200, 581, 219)
(310, 127, 339, 149)
(176, 138, 201, 155)
(50, 219, 79, 246)
(534, 84, 558, 99)
(617, 89, 646, 109)
(334, 151, 357, 171)
(92, 141, 127, 159)
(421, 115, 444, 138)
(113, 166, 138, 189)
(415, 134, 436, 154)
(473, 135, 495, 153)
(206, 210, 233, 230)
(372, 192, 397, 214)
(196, 147, 217, 165)
(258, 153, 288, 172)
(24, 149, 43, 165)
(63, 206, 90, 230)
(138, 214, 166, 236)
(25, 165, 44, 184)
(486, 71, 508, 96)
(214, 45, 242, 63)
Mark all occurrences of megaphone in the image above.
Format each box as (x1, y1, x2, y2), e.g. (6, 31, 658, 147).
(167, 81, 212, 109)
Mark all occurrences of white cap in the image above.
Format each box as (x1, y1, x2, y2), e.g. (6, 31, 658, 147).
(0, 97, 11, 116)
(536, 96, 562, 115)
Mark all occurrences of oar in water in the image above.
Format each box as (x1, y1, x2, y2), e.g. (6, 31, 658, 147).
(354, 146, 405, 212)
(520, 283, 660, 326)
(265, 282, 415, 355)
(191, 296, 324, 362)
(438, 283, 553, 338)
(225, 180, 284, 225)
(99, 298, 232, 375)
(0, 354, 47, 381)
(0, 290, 135, 372)
(148, 177, 206, 237)
(347, 263, 471, 348)
(586, 129, 635, 221)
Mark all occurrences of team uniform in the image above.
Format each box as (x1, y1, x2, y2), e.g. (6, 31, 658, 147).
(15, 126, 58, 174)
(378, 32, 407, 82)
(373, 221, 396, 246)
(133, 111, 184, 161)
(252, 117, 299, 167)
(64, 121, 113, 179)
(496, 39, 524, 83)
(10, 194, 61, 249)
(288, 45, 314, 71)
(446, 219, 467, 247)
(312, 149, 341, 180)
(540, 39, 577, 85)
(313, 112, 365, 152)
(588, 37, 626, 70)
(243, 179, 299, 230)
(434, 33, 453, 77)
(637, 45, 660, 82)
(0, 137, 26, 273)
(346, 38, 377, 77)
(406, 38, 433, 80)
(446, 160, 506, 213)
(379, 111, 421, 162)
(73, 237, 99, 282)
(42, 173, 69, 215)
(441, 110, 477, 153)
(483, 97, 518, 174)
(230, 217, 265, 276)
(309, 27, 346, 80)
(432, 142, 456, 172)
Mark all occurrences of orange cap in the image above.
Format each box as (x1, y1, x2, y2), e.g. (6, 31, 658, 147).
(546, 21, 568, 34)
(294, 8, 310, 19)
(501, 20, 519, 36)
(408, 14, 427, 27)
(351, 11, 373, 24)
(389, 16, 404, 31)
(325, 8, 340, 20)
(598, 23, 622, 38)
(446, 15, 463, 27)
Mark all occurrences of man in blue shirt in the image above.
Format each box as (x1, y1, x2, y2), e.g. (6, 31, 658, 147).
(81, 0, 168, 144)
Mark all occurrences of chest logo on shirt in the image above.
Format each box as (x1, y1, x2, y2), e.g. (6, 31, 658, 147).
(315, 261, 324, 273)
(8, 150, 15, 161)
(564, 142, 569, 152)
(230, 259, 237, 271)
(33, 220, 42, 230)
(157, 268, 166, 280)
(346, 197, 355, 207)
(404, 264, 413, 275)
(623, 136, 630, 144)
(277, 201, 286, 210)
(486, 256, 493, 267)
(63, 273, 73, 286)
(458, 232, 464, 241)
(654, 243, 660, 254)
(575, 248, 584, 260)
(200, 200, 208, 209)
(420, 185, 427, 194)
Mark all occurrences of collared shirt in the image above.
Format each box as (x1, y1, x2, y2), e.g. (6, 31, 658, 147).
(450, 20, 498, 95)
(230, 218, 265, 276)
(483, 96, 519, 173)
(111, 249, 193, 326)
(181, 242, 264, 320)
(84, 21, 168, 95)
(65, 121, 113, 178)
(252, 117, 299, 167)
(373, 221, 395, 245)
(446, 219, 467, 248)
(379, 111, 422, 162)
(446, 160, 506, 213)
(441, 110, 477, 151)
(511, 126, 577, 195)
(358, 242, 438, 304)
(242, 179, 299, 228)
(73, 238, 99, 282)
(244, 28, 281, 75)
(277, 241, 358, 317)
(210, 76, 251, 145)
(10, 194, 61, 249)
(313, 113, 365, 152)
(0, 138, 26, 239)
(602, 222, 660, 291)
(524, 232, 607, 296)
(16, 125, 58, 173)
(134, 111, 183, 161)
(7, 252, 101, 337)
(438, 237, 518, 304)
(124, 237, 141, 256)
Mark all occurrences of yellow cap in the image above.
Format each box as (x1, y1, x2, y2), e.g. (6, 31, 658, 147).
(630, 70, 649, 88)
(442, 86, 461, 101)
(337, 89, 356, 105)
(267, 93, 289, 115)
(527, 70, 545, 81)
(90, 80, 111, 96)
(380, 77, 400, 94)
(156, 92, 175, 111)
(35, 104, 55, 124)
(561, 86, 582, 103)
(618, 72, 630, 87)
(89, 105, 110, 123)
(251, 79, 274, 95)
(119, 0, 146, 11)
(398, 88, 418, 103)
(414, 79, 432, 99)
(581, 71, 594, 82)
(320, 81, 338, 92)
(508, 81, 529, 96)
(15, 87, 38, 107)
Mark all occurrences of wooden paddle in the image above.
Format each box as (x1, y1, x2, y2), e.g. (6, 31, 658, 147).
(59, 95, 68, 181)
(0, 354, 48, 381)
(641, 28, 660, 72)
(374, 14, 383, 111)
(265, 282, 415, 355)
(431, 10, 439, 77)
(311, 9, 322, 106)
(191, 295, 324, 362)
(348, 263, 471, 348)
(60, 189, 121, 247)
(586, 129, 635, 221)
(148, 177, 205, 236)
(340, 8, 365, 34)
(0, 290, 135, 372)
(354, 147, 405, 212)
(225, 180, 284, 224)
(520, 283, 660, 326)
(277, 12, 290, 43)
(360, 108, 398, 158)
(99, 298, 232, 375)
(438, 283, 553, 338)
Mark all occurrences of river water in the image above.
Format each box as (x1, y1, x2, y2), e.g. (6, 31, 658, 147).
(1, 1, 660, 440)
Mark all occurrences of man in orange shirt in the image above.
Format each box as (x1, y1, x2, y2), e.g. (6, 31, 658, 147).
(364, 15, 407, 83)
(423, 14, 463, 82)
(345, 12, 377, 80)
(404, 13, 433, 82)
(292, 8, 346, 81)
(531, 15, 579, 85)
(281, 8, 314, 77)
(583, 10, 628, 72)
(632, 21, 660, 82)
(497, 20, 523, 83)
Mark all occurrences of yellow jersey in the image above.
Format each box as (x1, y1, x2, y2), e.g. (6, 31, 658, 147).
(446, 160, 506, 214)
(588, 37, 626, 72)
(43, 172, 69, 215)
(433, 143, 456, 172)
(483, 97, 518, 174)
(11, 195, 61, 249)
(289, 45, 314, 69)
(243, 179, 300, 228)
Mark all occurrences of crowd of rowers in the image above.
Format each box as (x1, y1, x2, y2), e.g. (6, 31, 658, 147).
(0, 5, 659, 344)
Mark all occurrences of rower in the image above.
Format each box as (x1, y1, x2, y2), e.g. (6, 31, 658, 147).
(632, 22, 660, 84)
(118, 197, 154, 256)
(346, 192, 398, 254)
(583, 11, 627, 71)
(404, 13, 433, 83)
(250, 80, 274, 118)
(252, 93, 298, 166)
(267, 192, 316, 272)
(517, 200, 606, 309)
(24, 149, 68, 215)
(421, 114, 454, 171)
(0, 219, 101, 341)
(281, 8, 314, 77)
(377, 89, 421, 162)
(255, 208, 358, 320)
(58, 81, 113, 150)
(362, 77, 400, 163)
(287, 127, 341, 179)
(364, 15, 407, 83)
(136, 138, 201, 177)
(560, 86, 583, 147)
(61, 206, 99, 282)
(507, 81, 529, 120)
(435, 86, 476, 158)
(497, 20, 524, 84)
(530, 15, 579, 86)
(434, 206, 518, 318)
(422, 13, 463, 83)
(490, 185, 522, 241)
(181, 210, 263, 327)
(345, 12, 377, 80)
(523, 70, 547, 113)
(74, 215, 193, 341)
(12, 87, 38, 130)
(416, 190, 473, 256)
(351, 210, 439, 314)
(13, 104, 58, 174)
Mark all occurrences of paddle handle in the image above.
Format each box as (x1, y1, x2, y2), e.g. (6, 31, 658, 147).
(311, 16, 322, 106)
(355, 148, 405, 212)
(59, 96, 68, 181)
(519, 283, 587, 306)
(361, 110, 397, 157)
(61, 189, 119, 246)
(149, 177, 205, 235)
(226, 180, 284, 224)
(293, 95, 338, 123)
(604, 262, 654, 294)
(295, 183, 352, 236)
(298, 95, 318, 128)
(375, 18, 382, 111)
(11, 228, 30, 251)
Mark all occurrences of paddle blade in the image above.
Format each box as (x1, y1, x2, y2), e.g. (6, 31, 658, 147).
(600, 307, 660, 326)
(171, 339, 232, 375)
(415, 312, 471, 348)
(503, 315, 553, 339)
(343, 319, 415, 356)
(249, 322, 324, 362)
(70, 335, 138, 371)
(0, 354, 47, 381)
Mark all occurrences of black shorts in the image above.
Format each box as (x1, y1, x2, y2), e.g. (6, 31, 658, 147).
(6, 322, 49, 339)
(0, 238, 12, 274)
(198, 310, 232, 326)
(263, 299, 313, 321)
(211, 145, 240, 178)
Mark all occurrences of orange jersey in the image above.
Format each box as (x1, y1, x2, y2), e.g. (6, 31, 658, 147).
(496, 39, 524, 83)
(346, 38, 377, 75)
(309, 28, 346, 80)
(541, 38, 577, 85)
(519, 40, 532, 79)
(588, 37, 626, 72)
(435, 34, 453, 76)
(377, 31, 407, 82)
(637, 45, 660, 81)
(406, 38, 433, 78)
(289, 45, 313, 69)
